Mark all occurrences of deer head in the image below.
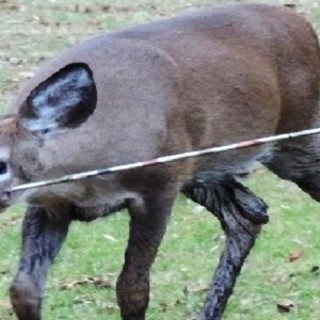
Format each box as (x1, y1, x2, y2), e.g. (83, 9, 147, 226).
(0, 63, 97, 210)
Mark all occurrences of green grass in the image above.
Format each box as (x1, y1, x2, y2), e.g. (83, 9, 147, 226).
(0, 0, 320, 319)
(1, 169, 320, 319)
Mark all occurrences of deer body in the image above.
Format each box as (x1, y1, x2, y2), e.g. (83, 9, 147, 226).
(0, 4, 319, 320)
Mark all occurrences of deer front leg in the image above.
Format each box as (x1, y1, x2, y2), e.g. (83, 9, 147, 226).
(10, 206, 71, 320)
(116, 189, 176, 320)
(183, 175, 269, 320)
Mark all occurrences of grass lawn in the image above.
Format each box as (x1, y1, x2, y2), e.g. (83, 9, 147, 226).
(1, 0, 320, 319)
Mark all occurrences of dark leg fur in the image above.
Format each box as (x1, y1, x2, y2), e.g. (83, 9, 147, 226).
(182, 175, 268, 320)
(10, 206, 71, 320)
(263, 142, 320, 201)
(9, 176, 269, 320)
(116, 190, 175, 320)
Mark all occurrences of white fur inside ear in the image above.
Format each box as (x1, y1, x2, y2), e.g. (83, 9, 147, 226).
(24, 65, 95, 134)
(21, 118, 60, 132)
(0, 167, 12, 183)
(77, 68, 92, 87)
(0, 148, 12, 183)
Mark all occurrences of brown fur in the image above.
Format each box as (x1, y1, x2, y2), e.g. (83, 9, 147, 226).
(0, 3, 319, 320)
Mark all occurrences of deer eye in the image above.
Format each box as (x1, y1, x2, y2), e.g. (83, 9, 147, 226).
(0, 162, 8, 175)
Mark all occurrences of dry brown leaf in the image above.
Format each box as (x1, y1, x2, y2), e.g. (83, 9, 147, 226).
(277, 299, 295, 313)
(60, 276, 112, 290)
(286, 250, 303, 262)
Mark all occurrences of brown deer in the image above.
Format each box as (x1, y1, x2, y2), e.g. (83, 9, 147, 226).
(0, 3, 319, 320)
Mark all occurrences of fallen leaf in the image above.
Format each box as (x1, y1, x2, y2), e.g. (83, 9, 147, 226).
(60, 276, 113, 290)
(286, 250, 303, 262)
(277, 299, 295, 313)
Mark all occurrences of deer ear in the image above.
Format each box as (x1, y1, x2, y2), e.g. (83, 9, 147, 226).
(20, 63, 97, 136)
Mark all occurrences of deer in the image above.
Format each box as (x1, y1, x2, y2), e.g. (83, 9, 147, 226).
(0, 3, 319, 320)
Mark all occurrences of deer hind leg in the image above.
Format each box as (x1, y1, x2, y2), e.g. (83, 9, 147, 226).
(182, 174, 269, 320)
(10, 206, 71, 320)
(116, 188, 176, 320)
(263, 138, 320, 201)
